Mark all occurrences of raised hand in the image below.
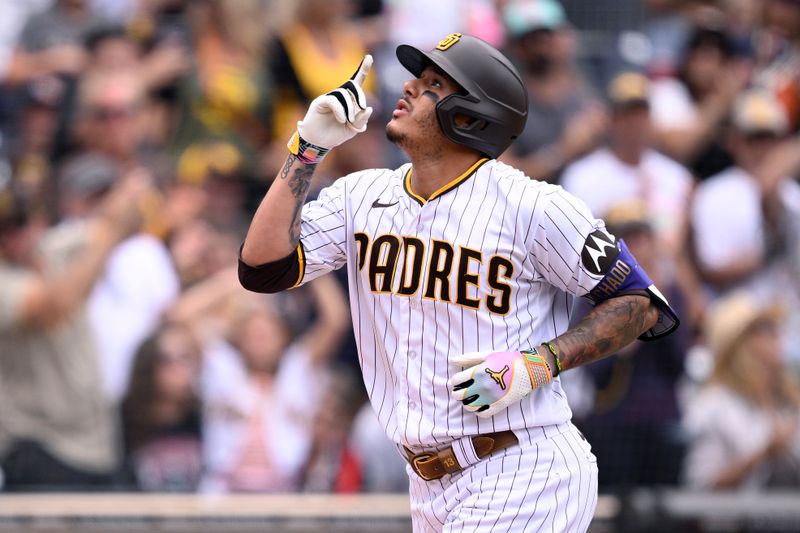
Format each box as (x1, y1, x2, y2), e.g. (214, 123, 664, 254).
(291, 55, 374, 164)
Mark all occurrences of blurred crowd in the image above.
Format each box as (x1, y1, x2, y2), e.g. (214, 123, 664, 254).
(0, 0, 799, 494)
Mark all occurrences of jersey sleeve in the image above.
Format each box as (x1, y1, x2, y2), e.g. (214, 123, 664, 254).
(294, 178, 349, 286)
(528, 187, 679, 340)
(528, 187, 607, 297)
(239, 178, 348, 293)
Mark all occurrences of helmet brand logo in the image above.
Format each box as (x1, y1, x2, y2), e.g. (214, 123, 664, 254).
(436, 33, 462, 51)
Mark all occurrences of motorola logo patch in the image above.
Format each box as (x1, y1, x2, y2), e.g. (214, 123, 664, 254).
(581, 229, 619, 276)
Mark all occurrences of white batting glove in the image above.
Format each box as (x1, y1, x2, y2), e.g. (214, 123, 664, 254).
(448, 349, 555, 418)
(288, 55, 374, 164)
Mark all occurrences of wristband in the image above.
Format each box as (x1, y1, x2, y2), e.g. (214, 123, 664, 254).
(288, 131, 329, 165)
(521, 348, 553, 388)
(542, 340, 562, 376)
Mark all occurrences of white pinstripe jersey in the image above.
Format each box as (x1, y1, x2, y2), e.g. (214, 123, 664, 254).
(294, 158, 609, 448)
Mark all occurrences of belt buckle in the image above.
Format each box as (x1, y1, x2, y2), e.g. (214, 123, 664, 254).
(411, 452, 438, 481)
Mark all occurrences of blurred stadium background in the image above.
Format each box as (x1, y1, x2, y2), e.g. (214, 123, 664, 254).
(0, 0, 799, 531)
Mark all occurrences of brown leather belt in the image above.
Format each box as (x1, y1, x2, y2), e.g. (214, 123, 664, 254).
(403, 430, 519, 481)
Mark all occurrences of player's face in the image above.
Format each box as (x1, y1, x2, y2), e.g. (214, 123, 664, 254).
(385, 66, 460, 153)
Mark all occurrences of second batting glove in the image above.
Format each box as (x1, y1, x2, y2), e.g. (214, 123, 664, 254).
(288, 55, 374, 164)
(448, 348, 556, 418)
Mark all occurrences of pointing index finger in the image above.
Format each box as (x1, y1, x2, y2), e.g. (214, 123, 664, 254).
(351, 54, 373, 85)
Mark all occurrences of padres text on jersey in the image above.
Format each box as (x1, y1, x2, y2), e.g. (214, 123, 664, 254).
(283, 159, 610, 448)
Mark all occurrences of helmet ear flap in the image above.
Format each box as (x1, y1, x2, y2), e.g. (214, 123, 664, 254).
(436, 95, 504, 158)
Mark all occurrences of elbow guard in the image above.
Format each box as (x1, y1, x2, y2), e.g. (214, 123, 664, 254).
(584, 238, 679, 341)
(238, 243, 304, 294)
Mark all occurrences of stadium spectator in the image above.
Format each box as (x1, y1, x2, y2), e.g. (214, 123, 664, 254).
(562, 71, 708, 326)
(692, 88, 800, 363)
(643, 0, 750, 77)
(0, 1, 52, 83)
(167, 218, 239, 289)
(348, 404, 409, 493)
(561, 71, 693, 258)
(0, 172, 149, 491)
(649, 25, 749, 178)
(172, 0, 273, 181)
(580, 201, 690, 488)
(691, 89, 800, 293)
(501, 0, 607, 181)
(683, 291, 800, 489)
(0, 0, 798, 502)
(82, 25, 188, 92)
(7, 79, 66, 212)
(173, 140, 252, 234)
(120, 323, 203, 492)
(301, 368, 364, 493)
(201, 276, 349, 493)
(55, 153, 179, 402)
(754, 0, 800, 130)
(2, 0, 97, 86)
(70, 70, 172, 196)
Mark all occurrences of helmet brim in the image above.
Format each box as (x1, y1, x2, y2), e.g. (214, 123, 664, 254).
(396, 44, 469, 91)
(396, 44, 428, 78)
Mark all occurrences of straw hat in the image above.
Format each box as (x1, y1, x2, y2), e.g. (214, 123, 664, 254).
(704, 291, 783, 360)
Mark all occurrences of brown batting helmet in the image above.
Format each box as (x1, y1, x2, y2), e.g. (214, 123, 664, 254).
(396, 33, 528, 159)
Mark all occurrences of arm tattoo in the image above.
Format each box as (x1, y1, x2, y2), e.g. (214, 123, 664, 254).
(551, 295, 657, 371)
(280, 155, 316, 247)
(280, 154, 297, 181)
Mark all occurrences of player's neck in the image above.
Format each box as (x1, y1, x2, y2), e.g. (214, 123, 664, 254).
(409, 151, 484, 200)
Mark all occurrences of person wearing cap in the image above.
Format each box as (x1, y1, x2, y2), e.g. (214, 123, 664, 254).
(683, 291, 800, 489)
(240, 33, 679, 531)
(501, 0, 608, 181)
(0, 173, 151, 490)
(561, 71, 694, 260)
(691, 89, 800, 292)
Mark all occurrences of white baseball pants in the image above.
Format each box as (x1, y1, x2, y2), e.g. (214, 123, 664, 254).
(407, 422, 598, 532)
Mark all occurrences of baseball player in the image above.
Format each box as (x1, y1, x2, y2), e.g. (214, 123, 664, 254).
(239, 33, 678, 532)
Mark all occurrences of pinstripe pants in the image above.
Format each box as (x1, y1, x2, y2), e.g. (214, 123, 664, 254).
(407, 422, 598, 532)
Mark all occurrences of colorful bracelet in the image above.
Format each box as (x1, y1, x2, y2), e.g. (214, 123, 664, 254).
(287, 131, 329, 165)
(542, 340, 562, 377)
(521, 348, 553, 388)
